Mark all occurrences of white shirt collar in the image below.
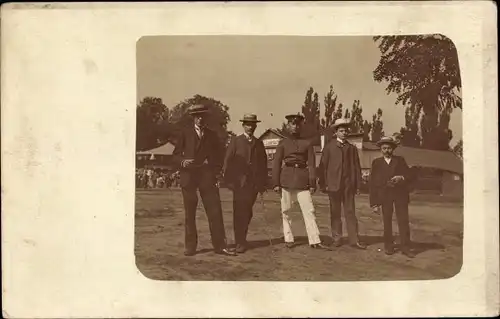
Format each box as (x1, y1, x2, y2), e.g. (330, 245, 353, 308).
(337, 137, 346, 144)
(384, 156, 392, 164)
(243, 132, 253, 140)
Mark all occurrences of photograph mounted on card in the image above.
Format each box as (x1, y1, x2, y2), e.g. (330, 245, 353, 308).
(135, 35, 464, 281)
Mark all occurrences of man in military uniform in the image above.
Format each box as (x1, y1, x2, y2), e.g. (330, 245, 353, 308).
(172, 104, 236, 257)
(370, 136, 416, 258)
(271, 113, 331, 250)
(223, 114, 268, 253)
(319, 118, 367, 250)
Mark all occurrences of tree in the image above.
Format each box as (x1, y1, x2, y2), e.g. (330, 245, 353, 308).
(373, 34, 462, 150)
(301, 87, 321, 141)
(371, 108, 385, 142)
(169, 94, 232, 147)
(348, 100, 364, 134)
(320, 85, 345, 145)
(320, 85, 339, 130)
(334, 103, 344, 122)
(344, 108, 351, 120)
(136, 97, 170, 151)
(399, 107, 421, 147)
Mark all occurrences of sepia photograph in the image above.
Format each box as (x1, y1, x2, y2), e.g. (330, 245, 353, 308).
(3, 1, 497, 317)
(135, 35, 464, 281)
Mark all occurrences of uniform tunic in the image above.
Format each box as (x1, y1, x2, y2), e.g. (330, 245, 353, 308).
(271, 136, 316, 190)
(272, 134, 321, 245)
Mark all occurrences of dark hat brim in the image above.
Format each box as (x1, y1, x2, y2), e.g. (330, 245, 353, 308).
(189, 110, 209, 115)
(332, 122, 351, 128)
(285, 115, 305, 121)
(376, 140, 398, 147)
(240, 119, 261, 123)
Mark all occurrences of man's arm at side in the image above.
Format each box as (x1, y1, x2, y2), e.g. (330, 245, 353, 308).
(222, 136, 236, 179)
(318, 144, 329, 190)
(307, 142, 316, 190)
(369, 159, 381, 207)
(353, 145, 363, 191)
(172, 131, 186, 167)
(271, 142, 284, 188)
(257, 141, 269, 191)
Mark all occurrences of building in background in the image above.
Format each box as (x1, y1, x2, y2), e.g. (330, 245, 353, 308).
(136, 142, 176, 170)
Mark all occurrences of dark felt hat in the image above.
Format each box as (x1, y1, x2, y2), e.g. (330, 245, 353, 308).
(188, 104, 209, 115)
(285, 113, 305, 122)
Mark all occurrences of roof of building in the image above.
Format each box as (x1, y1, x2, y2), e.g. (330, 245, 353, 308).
(136, 142, 175, 156)
(393, 146, 463, 174)
(258, 128, 287, 140)
(348, 144, 463, 174)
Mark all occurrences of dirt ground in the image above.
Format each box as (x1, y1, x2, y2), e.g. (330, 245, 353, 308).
(135, 188, 463, 281)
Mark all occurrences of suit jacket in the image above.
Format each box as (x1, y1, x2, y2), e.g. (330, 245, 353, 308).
(172, 126, 223, 188)
(318, 140, 362, 192)
(223, 134, 268, 191)
(369, 155, 412, 207)
(272, 136, 316, 190)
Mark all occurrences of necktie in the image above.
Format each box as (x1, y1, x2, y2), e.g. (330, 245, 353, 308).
(196, 127, 203, 138)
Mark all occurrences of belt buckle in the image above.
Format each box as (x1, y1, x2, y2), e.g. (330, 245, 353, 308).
(294, 164, 299, 168)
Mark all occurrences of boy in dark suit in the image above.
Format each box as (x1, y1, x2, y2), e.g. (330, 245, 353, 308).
(223, 114, 268, 253)
(172, 104, 236, 257)
(369, 136, 416, 258)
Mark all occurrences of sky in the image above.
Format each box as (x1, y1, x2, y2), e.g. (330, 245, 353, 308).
(137, 36, 462, 143)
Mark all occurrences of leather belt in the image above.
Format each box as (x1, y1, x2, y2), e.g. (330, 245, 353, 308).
(285, 163, 307, 169)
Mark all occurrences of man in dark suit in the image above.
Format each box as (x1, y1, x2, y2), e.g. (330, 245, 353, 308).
(223, 114, 268, 253)
(319, 118, 367, 249)
(369, 136, 416, 258)
(172, 104, 236, 257)
(272, 113, 331, 251)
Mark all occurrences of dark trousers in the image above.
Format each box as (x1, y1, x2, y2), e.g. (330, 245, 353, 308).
(328, 184, 359, 245)
(232, 185, 258, 246)
(181, 183, 227, 252)
(381, 198, 411, 249)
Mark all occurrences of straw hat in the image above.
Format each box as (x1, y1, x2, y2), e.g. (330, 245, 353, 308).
(240, 113, 261, 123)
(376, 136, 399, 148)
(332, 118, 351, 129)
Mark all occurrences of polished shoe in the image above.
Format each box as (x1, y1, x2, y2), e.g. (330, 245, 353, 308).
(401, 249, 416, 258)
(350, 242, 367, 250)
(285, 242, 295, 249)
(215, 248, 237, 256)
(384, 247, 395, 255)
(184, 250, 196, 256)
(235, 244, 247, 254)
(310, 243, 332, 251)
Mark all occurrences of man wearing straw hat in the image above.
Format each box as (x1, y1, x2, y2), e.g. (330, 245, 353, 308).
(319, 118, 367, 250)
(272, 113, 331, 251)
(172, 104, 236, 257)
(223, 114, 268, 253)
(369, 136, 415, 258)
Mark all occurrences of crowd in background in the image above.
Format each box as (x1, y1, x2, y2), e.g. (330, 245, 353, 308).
(135, 166, 180, 189)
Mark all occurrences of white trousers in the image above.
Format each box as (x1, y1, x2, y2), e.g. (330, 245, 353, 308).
(281, 188, 321, 245)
